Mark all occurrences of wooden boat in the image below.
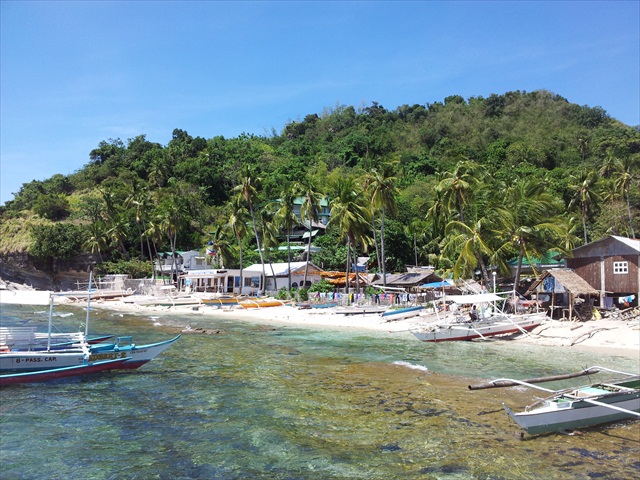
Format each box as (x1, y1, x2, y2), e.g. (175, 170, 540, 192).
(381, 305, 424, 321)
(471, 366, 640, 435)
(239, 299, 286, 309)
(334, 306, 388, 315)
(1, 279, 180, 373)
(0, 357, 130, 387)
(1, 335, 181, 372)
(411, 293, 545, 342)
(88, 335, 181, 369)
(202, 296, 241, 307)
(310, 302, 337, 309)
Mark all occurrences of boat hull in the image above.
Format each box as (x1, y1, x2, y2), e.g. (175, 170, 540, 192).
(89, 335, 181, 369)
(412, 315, 543, 342)
(381, 306, 424, 321)
(1, 335, 181, 372)
(0, 357, 130, 386)
(240, 300, 286, 308)
(504, 395, 640, 434)
(0, 351, 90, 372)
(504, 378, 640, 434)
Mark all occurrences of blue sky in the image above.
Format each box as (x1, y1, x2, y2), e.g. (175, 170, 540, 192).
(1, 1, 638, 205)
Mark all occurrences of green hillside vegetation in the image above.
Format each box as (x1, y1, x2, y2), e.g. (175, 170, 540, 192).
(1, 90, 638, 286)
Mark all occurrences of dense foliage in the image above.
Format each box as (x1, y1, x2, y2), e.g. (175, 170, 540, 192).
(2, 90, 638, 283)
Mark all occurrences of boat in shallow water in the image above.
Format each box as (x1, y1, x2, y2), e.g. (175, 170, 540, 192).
(411, 293, 545, 342)
(472, 366, 640, 435)
(0, 357, 131, 386)
(0, 335, 181, 372)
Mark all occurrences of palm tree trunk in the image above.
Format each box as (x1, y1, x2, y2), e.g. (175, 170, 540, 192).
(249, 205, 266, 294)
(625, 189, 635, 238)
(380, 208, 386, 287)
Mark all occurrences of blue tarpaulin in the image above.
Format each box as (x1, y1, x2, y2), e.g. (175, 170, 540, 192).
(421, 280, 455, 288)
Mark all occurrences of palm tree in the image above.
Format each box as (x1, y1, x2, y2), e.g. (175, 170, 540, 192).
(155, 194, 186, 285)
(295, 179, 323, 288)
(328, 175, 372, 297)
(435, 160, 480, 224)
(498, 178, 566, 292)
(83, 221, 108, 262)
(231, 167, 267, 294)
(272, 188, 300, 291)
(442, 213, 496, 285)
(568, 169, 603, 244)
(106, 213, 131, 260)
(364, 159, 398, 286)
(229, 200, 250, 295)
(125, 185, 150, 261)
(208, 223, 234, 269)
(611, 156, 638, 238)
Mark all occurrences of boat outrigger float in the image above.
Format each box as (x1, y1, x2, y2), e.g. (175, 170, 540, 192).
(470, 366, 640, 435)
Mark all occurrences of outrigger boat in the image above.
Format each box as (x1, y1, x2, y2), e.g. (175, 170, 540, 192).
(411, 293, 544, 342)
(1, 273, 180, 374)
(381, 305, 424, 321)
(469, 366, 640, 435)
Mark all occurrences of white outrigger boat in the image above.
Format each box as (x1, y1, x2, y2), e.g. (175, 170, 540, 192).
(411, 293, 545, 342)
(0, 274, 180, 377)
(470, 366, 640, 435)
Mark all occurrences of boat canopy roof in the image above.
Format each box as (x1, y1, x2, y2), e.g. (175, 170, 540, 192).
(444, 293, 503, 304)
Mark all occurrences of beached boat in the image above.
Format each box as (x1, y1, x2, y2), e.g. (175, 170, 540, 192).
(239, 299, 286, 309)
(310, 302, 338, 309)
(410, 293, 545, 342)
(471, 367, 640, 435)
(381, 305, 424, 321)
(334, 306, 388, 315)
(202, 296, 241, 307)
(0, 357, 130, 386)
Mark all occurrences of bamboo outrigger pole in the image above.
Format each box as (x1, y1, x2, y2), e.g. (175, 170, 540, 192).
(468, 367, 601, 390)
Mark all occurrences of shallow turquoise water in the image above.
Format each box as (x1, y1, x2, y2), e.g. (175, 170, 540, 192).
(1, 303, 639, 479)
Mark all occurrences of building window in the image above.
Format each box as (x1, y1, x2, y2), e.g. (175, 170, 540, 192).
(613, 261, 628, 274)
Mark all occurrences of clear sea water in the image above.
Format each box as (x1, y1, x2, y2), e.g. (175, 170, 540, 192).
(1, 303, 639, 480)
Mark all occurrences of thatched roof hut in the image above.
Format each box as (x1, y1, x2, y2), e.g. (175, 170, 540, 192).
(525, 269, 598, 321)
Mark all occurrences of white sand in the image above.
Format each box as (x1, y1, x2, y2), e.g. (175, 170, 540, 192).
(3, 287, 638, 360)
(84, 295, 640, 360)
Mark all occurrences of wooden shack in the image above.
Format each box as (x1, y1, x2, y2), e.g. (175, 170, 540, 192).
(525, 269, 599, 321)
(565, 235, 640, 308)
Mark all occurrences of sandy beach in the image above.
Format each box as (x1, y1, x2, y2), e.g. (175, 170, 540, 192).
(2, 281, 639, 360)
(74, 294, 640, 360)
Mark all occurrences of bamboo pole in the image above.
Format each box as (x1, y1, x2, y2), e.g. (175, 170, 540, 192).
(468, 367, 601, 390)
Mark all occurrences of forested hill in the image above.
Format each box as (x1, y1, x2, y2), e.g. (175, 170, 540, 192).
(1, 90, 639, 281)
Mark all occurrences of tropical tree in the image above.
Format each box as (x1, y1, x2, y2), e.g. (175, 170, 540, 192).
(611, 156, 638, 238)
(328, 175, 372, 296)
(568, 169, 603, 244)
(435, 160, 480, 224)
(207, 223, 234, 269)
(272, 188, 300, 291)
(83, 221, 108, 262)
(497, 178, 566, 291)
(231, 167, 266, 294)
(442, 210, 497, 285)
(364, 159, 398, 286)
(228, 200, 250, 293)
(295, 178, 323, 287)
